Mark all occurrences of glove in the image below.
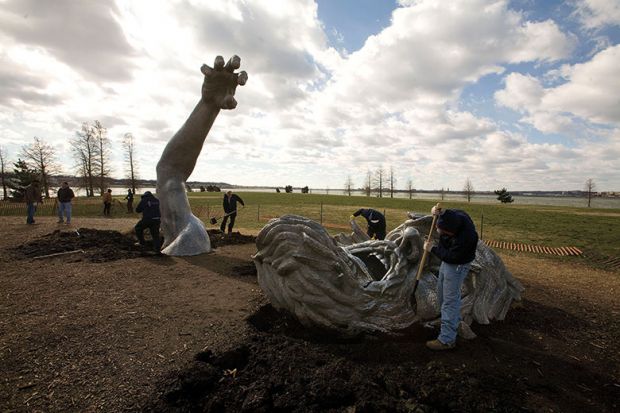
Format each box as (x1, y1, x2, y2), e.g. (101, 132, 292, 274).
(350, 215, 355, 220)
(431, 205, 443, 216)
(423, 240, 434, 253)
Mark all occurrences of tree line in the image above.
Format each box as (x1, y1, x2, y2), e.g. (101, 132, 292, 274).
(0, 132, 601, 207)
(0, 120, 139, 201)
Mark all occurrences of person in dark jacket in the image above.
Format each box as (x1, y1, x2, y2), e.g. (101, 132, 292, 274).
(24, 179, 42, 224)
(56, 182, 75, 224)
(221, 191, 245, 234)
(423, 207, 479, 351)
(350, 208, 387, 240)
(124, 189, 134, 213)
(135, 191, 162, 254)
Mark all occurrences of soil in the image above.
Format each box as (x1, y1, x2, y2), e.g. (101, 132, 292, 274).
(1, 217, 618, 412)
(10, 228, 257, 263)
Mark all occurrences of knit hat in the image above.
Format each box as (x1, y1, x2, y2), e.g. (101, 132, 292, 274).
(436, 211, 459, 234)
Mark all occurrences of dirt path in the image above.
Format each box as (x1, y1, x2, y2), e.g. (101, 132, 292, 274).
(1, 217, 619, 412)
(0, 217, 262, 411)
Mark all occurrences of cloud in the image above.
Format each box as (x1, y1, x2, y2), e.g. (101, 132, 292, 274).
(0, 53, 63, 106)
(496, 44, 620, 131)
(0, 0, 137, 81)
(573, 0, 620, 29)
(0, 0, 617, 191)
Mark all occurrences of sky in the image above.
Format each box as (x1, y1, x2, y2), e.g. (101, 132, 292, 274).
(0, 0, 619, 192)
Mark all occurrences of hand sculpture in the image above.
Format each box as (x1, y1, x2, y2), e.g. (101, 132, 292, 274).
(200, 55, 248, 109)
(156, 56, 247, 256)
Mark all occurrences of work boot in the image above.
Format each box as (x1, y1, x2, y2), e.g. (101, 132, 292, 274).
(426, 339, 456, 351)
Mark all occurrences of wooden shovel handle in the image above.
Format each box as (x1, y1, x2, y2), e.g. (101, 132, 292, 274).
(415, 202, 443, 281)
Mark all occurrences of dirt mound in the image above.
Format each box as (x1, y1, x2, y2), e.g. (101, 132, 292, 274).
(11, 229, 257, 262)
(145, 302, 619, 413)
(231, 263, 257, 277)
(207, 230, 256, 248)
(12, 228, 152, 262)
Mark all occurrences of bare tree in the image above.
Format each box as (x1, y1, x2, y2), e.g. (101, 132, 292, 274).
(388, 166, 396, 198)
(71, 123, 98, 197)
(20, 136, 60, 198)
(407, 178, 414, 199)
(373, 166, 385, 198)
(364, 170, 372, 197)
(122, 132, 139, 193)
(344, 175, 354, 196)
(463, 178, 474, 202)
(92, 120, 111, 195)
(584, 178, 596, 208)
(0, 146, 8, 200)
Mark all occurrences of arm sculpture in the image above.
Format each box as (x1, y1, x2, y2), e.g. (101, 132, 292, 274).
(156, 55, 247, 255)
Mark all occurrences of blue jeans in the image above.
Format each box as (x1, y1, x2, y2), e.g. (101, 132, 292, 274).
(58, 202, 72, 223)
(437, 261, 471, 345)
(26, 203, 37, 224)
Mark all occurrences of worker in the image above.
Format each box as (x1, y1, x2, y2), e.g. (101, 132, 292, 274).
(24, 179, 42, 225)
(103, 189, 112, 216)
(124, 189, 134, 213)
(135, 191, 162, 254)
(350, 208, 386, 240)
(423, 206, 479, 351)
(221, 190, 245, 235)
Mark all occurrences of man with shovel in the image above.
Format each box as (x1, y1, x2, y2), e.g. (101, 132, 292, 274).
(423, 205, 478, 351)
(220, 191, 244, 235)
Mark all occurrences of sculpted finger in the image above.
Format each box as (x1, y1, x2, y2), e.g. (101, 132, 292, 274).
(200, 64, 213, 76)
(223, 95, 237, 109)
(237, 71, 248, 85)
(225, 55, 241, 72)
(214, 55, 225, 71)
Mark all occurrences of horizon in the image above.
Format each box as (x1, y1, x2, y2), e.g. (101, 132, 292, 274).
(24, 174, 619, 195)
(0, 0, 619, 191)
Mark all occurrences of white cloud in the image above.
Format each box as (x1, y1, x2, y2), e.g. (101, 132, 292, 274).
(0, 0, 137, 81)
(574, 0, 620, 29)
(0, 0, 618, 192)
(496, 44, 620, 130)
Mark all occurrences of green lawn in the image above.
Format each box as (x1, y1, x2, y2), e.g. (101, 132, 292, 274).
(2, 192, 618, 256)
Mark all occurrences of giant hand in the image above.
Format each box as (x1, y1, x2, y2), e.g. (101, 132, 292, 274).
(200, 55, 248, 109)
(156, 56, 247, 256)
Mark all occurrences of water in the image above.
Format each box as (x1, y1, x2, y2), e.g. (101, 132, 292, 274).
(4, 186, 619, 209)
(243, 188, 620, 209)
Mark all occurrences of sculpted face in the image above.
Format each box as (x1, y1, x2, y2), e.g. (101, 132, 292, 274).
(253, 214, 524, 336)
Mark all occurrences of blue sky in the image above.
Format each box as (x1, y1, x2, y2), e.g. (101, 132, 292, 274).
(0, 0, 619, 191)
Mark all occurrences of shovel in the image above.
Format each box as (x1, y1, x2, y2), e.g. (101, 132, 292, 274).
(209, 210, 237, 225)
(411, 202, 442, 305)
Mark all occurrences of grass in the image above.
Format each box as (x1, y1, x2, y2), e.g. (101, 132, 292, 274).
(2, 191, 619, 256)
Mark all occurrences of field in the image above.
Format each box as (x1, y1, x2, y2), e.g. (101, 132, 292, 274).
(0, 196, 619, 412)
(3, 191, 618, 256)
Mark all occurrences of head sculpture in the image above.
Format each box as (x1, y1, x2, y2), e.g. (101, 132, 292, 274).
(253, 214, 523, 336)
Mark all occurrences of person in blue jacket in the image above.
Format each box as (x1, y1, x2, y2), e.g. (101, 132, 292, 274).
(135, 191, 161, 254)
(350, 208, 386, 240)
(423, 206, 478, 351)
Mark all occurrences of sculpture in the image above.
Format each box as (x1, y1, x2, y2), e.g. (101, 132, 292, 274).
(253, 214, 524, 336)
(156, 56, 247, 255)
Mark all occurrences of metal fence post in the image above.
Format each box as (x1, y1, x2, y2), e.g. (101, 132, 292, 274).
(480, 212, 484, 241)
(257, 204, 260, 221)
(320, 202, 323, 224)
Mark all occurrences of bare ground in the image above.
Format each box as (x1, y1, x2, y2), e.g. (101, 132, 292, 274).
(0, 216, 618, 412)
